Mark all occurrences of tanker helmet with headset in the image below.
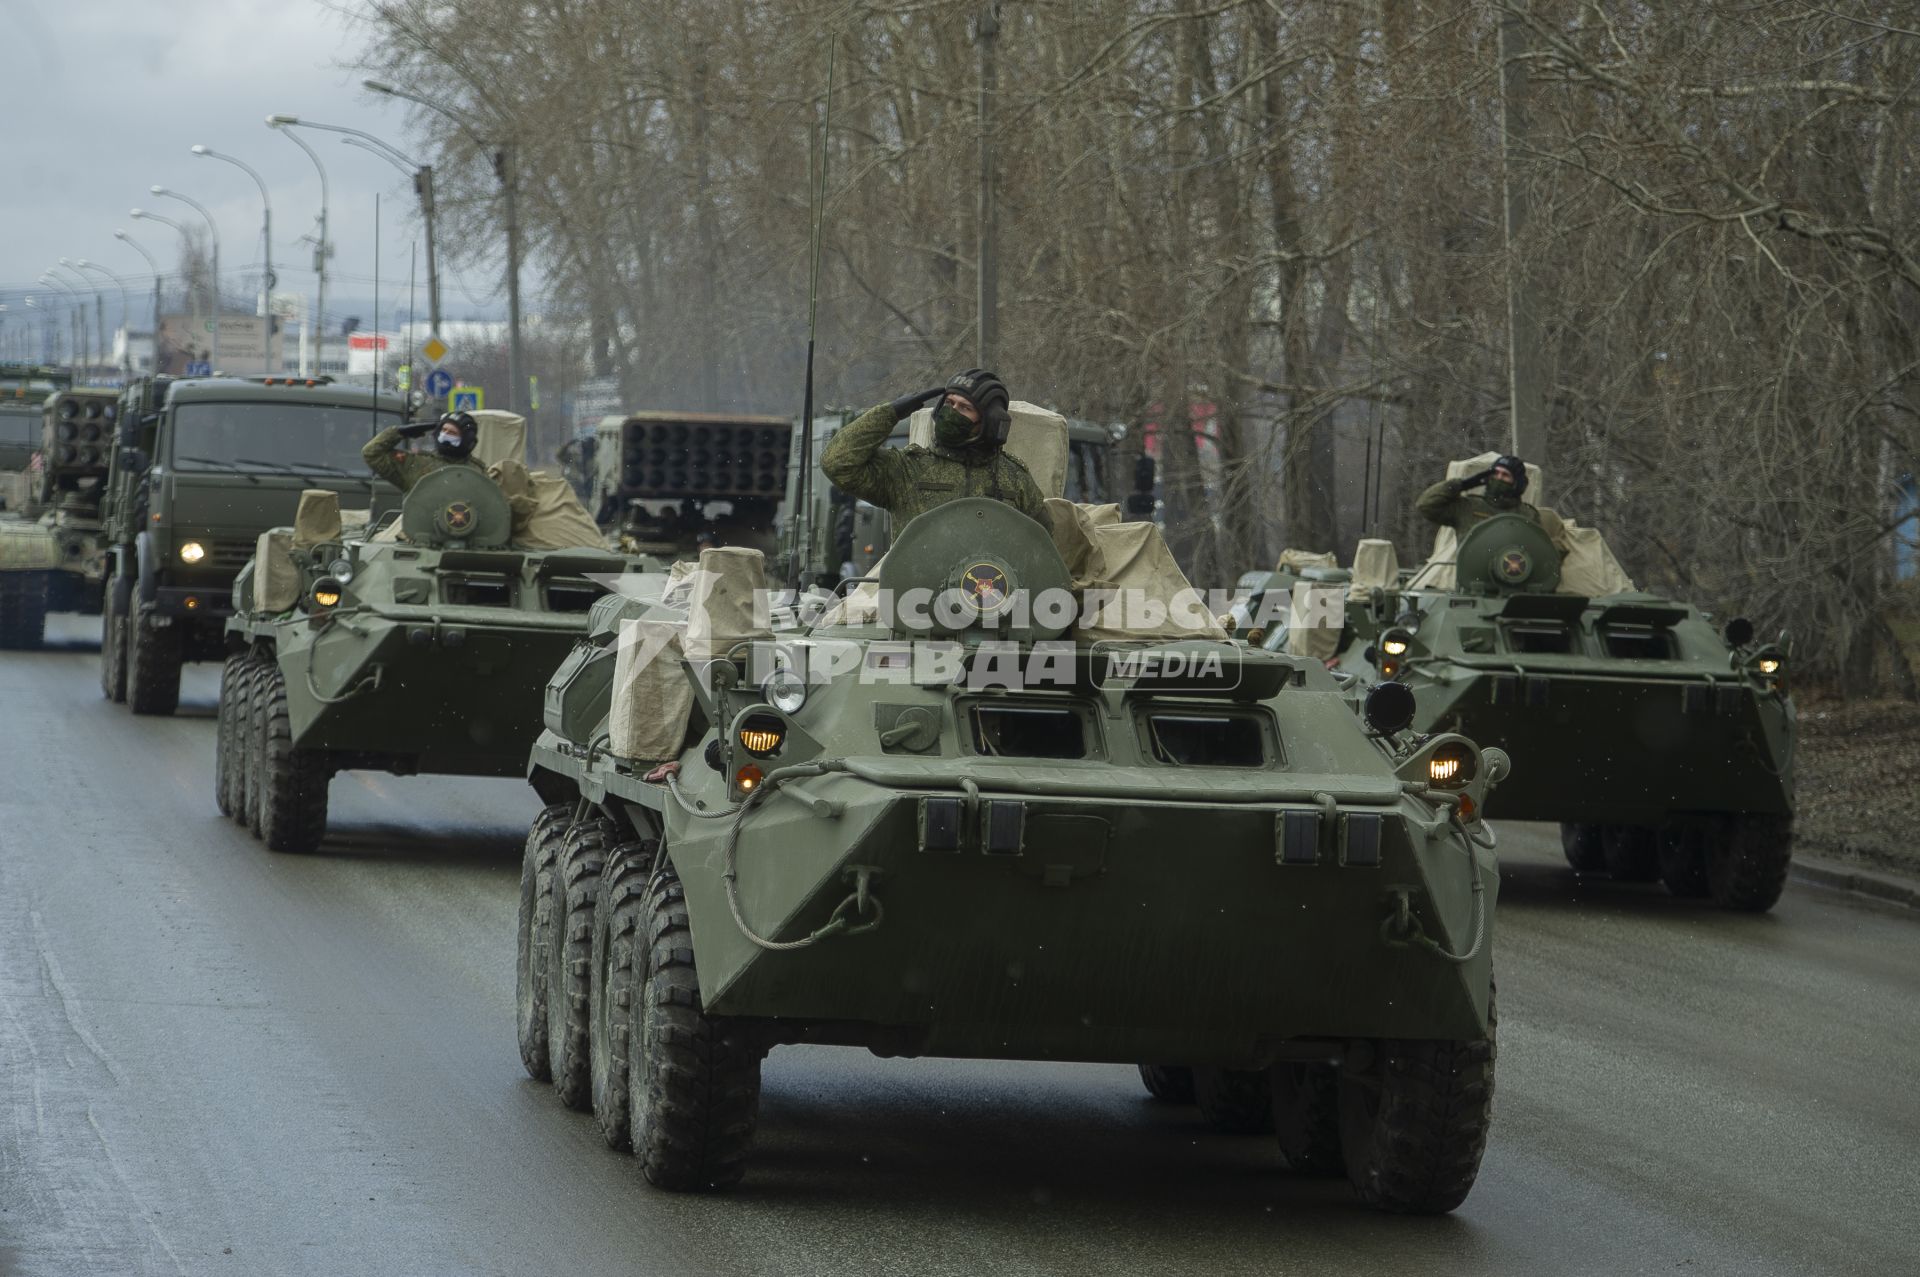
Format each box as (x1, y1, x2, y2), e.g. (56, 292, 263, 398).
(946, 369, 1013, 447)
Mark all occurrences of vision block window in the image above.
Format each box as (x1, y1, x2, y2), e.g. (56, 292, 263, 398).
(442, 573, 512, 607)
(1144, 714, 1266, 767)
(1506, 623, 1574, 654)
(545, 577, 604, 613)
(970, 704, 1088, 759)
(1601, 625, 1676, 659)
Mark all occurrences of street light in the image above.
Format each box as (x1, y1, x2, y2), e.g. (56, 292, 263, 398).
(267, 116, 330, 376)
(46, 266, 96, 374)
(193, 145, 274, 373)
(132, 207, 204, 372)
(364, 78, 526, 418)
(58, 259, 108, 381)
(39, 273, 86, 372)
(150, 185, 221, 369)
(114, 229, 164, 370)
(74, 260, 134, 379)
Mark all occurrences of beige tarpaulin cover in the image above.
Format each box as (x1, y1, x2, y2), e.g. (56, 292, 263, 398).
(470, 410, 528, 470)
(1044, 499, 1225, 641)
(292, 489, 341, 547)
(608, 617, 695, 762)
(1275, 548, 1337, 574)
(253, 530, 301, 612)
(1349, 538, 1400, 598)
(487, 459, 605, 550)
(684, 545, 773, 660)
(1285, 585, 1346, 660)
(339, 508, 371, 538)
(907, 399, 1071, 499)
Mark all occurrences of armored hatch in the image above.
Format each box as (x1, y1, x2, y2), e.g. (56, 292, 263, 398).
(875, 497, 1073, 642)
(400, 466, 513, 549)
(1455, 512, 1562, 595)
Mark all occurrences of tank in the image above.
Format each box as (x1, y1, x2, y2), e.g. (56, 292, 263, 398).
(1251, 510, 1796, 911)
(512, 497, 1505, 1214)
(216, 466, 648, 854)
(0, 387, 118, 649)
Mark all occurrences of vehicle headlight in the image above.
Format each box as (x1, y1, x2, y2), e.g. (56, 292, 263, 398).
(1379, 626, 1415, 658)
(178, 540, 207, 564)
(737, 713, 786, 758)
(1426, 741, 1478, 788)
(764, 668, 807, 715)
(310, 576, 344, 610)
(1757, 656, 1781, 676)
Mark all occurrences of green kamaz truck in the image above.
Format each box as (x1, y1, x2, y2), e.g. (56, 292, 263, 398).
(97, 375, 408, 713)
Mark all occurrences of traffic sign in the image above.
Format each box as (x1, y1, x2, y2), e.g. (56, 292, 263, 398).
(396, 363, 412, 391)
(449, 387, 484, 413)
(185, 361, 212, 376)
(424, 368, 454, 398)
(422, 335, 448, 365)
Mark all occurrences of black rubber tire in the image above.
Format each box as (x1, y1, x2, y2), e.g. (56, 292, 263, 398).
(126, 609, 182, 716)
(0, 572, 49, 650)
(1339, 988, 1497, 1215)
(256, 665, 330, 853)
(516, 803, 573, 1083)
(221, 657, 255, 822)
(1560, 822, 1606, 874)
(1272, 1063, 1346, 1176)
(1658, 825, 1713, 899)
(548, 817, 613, 1111)
(1708, 814, 1793, 913)
(1193, 1067, 1275, 1134)
(1137, 1064, 1195, 1104)
(214, 653, 242, 817)
(1602, 825, 1661, 882)
(100, 589, 127, 701)
(591, 842, 654, 1151)
(240, 660, 268, 834)
(629, 857, 762, 1191)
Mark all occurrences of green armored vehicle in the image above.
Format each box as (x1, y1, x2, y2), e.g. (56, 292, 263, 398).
(513, 498, 1506, 1214)
(1249, 494, 1795, 911)
(0, 386, 117, 648)
(97, 375, 410, 713)
(217, 465, 645, 853)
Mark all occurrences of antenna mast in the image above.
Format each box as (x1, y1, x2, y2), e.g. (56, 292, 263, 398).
(794, 36, 836, 589)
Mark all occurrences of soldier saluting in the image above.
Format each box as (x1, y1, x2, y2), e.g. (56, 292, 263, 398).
(1416, 453, 1567, 543)
(821, 370, 1045, 524)
(362, 411, 487, 492)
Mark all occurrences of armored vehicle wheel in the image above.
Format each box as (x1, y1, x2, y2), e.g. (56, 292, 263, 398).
(548, 818, 613, 1110)
(1708, 814, 1793, 913)
(1657, 825, 1713, 899)
(0, 573, 49, 650)
(100, 591, 127, 701)
(590, 842, 653, 1151)
(126, 610, 182, 716)
(214, 654, 243, 817)
(1601, 825, 1661, 882)
(221, 657, 255, 822)
(1271, 1063, 1345, 1177)
(1193, 1067, 1275, 1134)
(1560, 823, 1606, 874)
(629, 857, 761, 1191)
(241, 658, 272, 834)
(256, 666, 330, 853)
(1137, 1064, 1195, 1104)
(1339, 990, 1497, 1215)
(516, 804, 573, 1083)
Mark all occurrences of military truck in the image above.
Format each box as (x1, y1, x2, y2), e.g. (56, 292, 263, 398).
(511, 497, 1505, 1214)
(0, 388, 122, 648)
(1245, 476, 1795, 911)
(96, 375, 409, 713)
(216, 466, 645, 853)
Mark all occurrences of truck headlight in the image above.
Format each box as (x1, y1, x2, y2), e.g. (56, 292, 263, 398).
(178, 540, 207, 564)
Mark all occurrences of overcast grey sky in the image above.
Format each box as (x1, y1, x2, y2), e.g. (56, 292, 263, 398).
(0, 0, 502, 340)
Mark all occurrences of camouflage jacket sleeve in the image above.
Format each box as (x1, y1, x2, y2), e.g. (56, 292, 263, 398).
(1415, 478, 1466, 528)
(1001, 455, 1048, 524)
(363, 426, 409, 487)
(820, 403, 909, 510)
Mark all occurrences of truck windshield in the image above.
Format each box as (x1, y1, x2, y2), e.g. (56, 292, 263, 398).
(169, 402, 400, 476)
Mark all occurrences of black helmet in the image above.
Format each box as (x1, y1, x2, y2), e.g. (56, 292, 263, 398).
(946, 369, 1011, 441)
(435, 411, 478, 460)
(1491, 454, 1528, 497)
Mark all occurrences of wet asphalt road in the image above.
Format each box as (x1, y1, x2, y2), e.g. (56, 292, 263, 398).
(3, 616, 1917, 1276)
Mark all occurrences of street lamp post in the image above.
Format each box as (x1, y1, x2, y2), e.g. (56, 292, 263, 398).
(364, 79, 525, 419)
(267, 117, 330, 376)
(39, 274, 86, 373)
(115, 229, 164, 374)
(193, 145, 275, 374)
(55, 262, 104, 377)
(75, 260, 134, 379)
(131, 208, 200, 373)
(150, 185, 221, 369)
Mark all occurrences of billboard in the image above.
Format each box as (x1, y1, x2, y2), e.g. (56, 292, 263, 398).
(156, 313, 287, 375)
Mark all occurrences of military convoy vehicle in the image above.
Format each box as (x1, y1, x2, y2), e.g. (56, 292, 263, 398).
(1, 363, 74, 483)
(96, 375, 408, 713)
(511, 497, 1506, 1214)
(0, 386, 118, 649)
(215, 465, 644, 853)
(1244, 472, 1796, 911)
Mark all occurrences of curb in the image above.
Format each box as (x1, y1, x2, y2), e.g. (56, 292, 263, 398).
(1790, 853, 1920, 911)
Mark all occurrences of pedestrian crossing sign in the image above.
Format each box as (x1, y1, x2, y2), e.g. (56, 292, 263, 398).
(449, 387, 484, 413)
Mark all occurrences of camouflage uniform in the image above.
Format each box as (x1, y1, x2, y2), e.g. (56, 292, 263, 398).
(1416, 479, 1567, 544)
(362, 426, 488, 493)
(820, 402, 1046, 525)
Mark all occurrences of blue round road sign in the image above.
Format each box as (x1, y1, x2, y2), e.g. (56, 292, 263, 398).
(424, 368, 455, 397)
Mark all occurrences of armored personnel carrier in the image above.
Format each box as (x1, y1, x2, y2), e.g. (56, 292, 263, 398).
(0, 387, 117, 649)
(217, 466, 643, 853)
(512, 497, 1505, 1214)
(1248, 481, 1795, 911)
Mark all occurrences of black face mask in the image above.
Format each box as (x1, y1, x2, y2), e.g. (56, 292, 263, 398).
(933, 404, 982, 450)
(1484, 477, 1519, 505)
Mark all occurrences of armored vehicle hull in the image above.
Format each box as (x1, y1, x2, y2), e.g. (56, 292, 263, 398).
(516, 500, 1503, 1213)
